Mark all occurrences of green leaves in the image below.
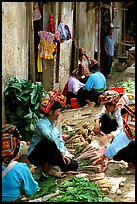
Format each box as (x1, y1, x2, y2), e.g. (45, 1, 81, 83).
(4, 77, 47, 140)
(49, 176, 104, 202)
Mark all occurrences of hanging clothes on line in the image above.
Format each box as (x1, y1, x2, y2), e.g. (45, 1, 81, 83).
(47, 14, 55, 34)
(32, 2, 41, 21)
(57, 22, 71, 42)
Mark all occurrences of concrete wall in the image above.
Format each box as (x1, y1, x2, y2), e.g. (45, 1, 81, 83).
(79, 2, 95, 59)
(59, 2, 73, 91)
(2, 2, 28, 124)
(42, 2, 73, 92)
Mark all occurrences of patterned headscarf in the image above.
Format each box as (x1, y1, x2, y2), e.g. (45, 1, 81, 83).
(89, 59, 98, 67)
(2, 124, 22, 162)
(40, 91, 66, 114)
(99, 90, 120, 105)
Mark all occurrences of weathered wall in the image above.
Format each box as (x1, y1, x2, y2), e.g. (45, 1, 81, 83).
(42, 2, 73, 92)
(59, 2, 73, 91)
(79, 2, 95, 59)
(2, 2, 28, 124)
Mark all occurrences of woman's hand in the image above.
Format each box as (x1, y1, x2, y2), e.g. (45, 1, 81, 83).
(30, 166, 37, 174)
(61, 152, 71, 165)
(99, 134, 113, 145)
(57, 114, 64, 123)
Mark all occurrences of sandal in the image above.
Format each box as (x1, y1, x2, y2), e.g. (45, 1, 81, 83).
(46, 167, 66, 178)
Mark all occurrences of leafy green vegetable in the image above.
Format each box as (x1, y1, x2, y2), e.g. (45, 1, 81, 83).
(49, 175, 104, 202)
(4, 77, 47, 140)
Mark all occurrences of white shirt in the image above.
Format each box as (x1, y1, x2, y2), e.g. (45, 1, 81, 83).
(95, 106, 123, 137)
(68, 76, 84, 95)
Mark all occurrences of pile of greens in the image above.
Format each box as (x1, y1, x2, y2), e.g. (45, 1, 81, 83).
(4, 77, 47, 140)
(49, 175, 104, 202)
(114, 81, 135, 93)
(30, 176, 58, 200)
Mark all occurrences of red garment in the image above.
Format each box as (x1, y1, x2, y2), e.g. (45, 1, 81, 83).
(47, 15, 55, 34)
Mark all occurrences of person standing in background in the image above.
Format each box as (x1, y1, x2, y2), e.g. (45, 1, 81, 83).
(103, 26, 114, 79)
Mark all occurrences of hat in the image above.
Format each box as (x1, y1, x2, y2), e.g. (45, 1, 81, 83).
(2, 124, 22, 159)
(40, 91, 66, 114)
(99, 90, 120, 105)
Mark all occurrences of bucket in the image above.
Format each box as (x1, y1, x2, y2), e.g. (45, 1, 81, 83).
(70, 98, 80, 109)
(109, 87, 125, 95)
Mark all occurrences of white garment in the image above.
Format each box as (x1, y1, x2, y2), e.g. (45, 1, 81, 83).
(68, 76, 84, 95)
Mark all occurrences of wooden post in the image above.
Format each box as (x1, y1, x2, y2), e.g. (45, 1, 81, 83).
(97, 2, 101, 65)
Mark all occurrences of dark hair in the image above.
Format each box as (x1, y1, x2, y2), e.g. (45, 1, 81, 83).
(105, 102, 115, 106)
(89, 63, 99, 72)
(50, 101, 62, 110)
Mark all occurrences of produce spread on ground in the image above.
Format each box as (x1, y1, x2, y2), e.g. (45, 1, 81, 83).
(4, 66, 135, 202)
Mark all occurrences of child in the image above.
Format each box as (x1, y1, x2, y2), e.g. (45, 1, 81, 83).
(2, 124, 38, 202)
(92, 90, 135, 174)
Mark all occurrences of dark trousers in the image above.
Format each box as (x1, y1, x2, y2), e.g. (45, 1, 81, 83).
(113, 142, 135, 165)
(103, 54, 113, 77)
(101, 114, 135, 164)
(66, 92, 77, 105)
(77, 88, 104, 107)
(27, 137, 78, 172)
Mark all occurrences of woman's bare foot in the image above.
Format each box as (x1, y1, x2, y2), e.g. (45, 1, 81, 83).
(86, 100, 94, 106)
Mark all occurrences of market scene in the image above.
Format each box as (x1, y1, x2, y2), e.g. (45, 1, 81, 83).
(2, 2, 135, 202)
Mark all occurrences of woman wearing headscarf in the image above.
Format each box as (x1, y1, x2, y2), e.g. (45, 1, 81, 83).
(27, 91, 78, 178)
(2, 124, 38, 202)
(92, 91, 135, 174)
(77, 59, 107, 107)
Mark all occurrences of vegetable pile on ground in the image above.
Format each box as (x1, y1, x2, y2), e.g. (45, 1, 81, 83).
(4, 77, 47, 140)
(63, 122, 104, 173)
(48, 175, 105, 202)
(112, 80, 135, 93)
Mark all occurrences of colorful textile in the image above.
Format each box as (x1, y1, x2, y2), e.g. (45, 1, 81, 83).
(40, 91, 66, 114)
(2, 124, 22, 158)
(32, 2, 41, 21)
(117, 93, 135, 140)
(89, 59, 98, 68)
(57, 22, 71, 42)
(99, 90, 120, 105)
(47, 15, 55, 34)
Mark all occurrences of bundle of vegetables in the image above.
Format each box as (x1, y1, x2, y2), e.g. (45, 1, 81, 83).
(4, 77, 47, 140)
(113, 81, 135, 93)
(75, 144, 103, 173)
(48, 175, 104, 202)
(90, 173, 112, 194)
(64, 122, 97, 154)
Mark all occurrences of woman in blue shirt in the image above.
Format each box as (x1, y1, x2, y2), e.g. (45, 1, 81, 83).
(77, 59, 107, 107)
(27, 91, 78, 177)
(2, 124, 38, 202)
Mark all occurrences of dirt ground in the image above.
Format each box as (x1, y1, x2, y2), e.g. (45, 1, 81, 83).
(62, 66, 135, 202)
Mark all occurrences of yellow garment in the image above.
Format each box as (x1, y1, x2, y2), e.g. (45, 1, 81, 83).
(37, 51, 43, 72)
(39, 39, 56, 59)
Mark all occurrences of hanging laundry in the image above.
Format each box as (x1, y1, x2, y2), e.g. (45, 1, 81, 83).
(57, 22, 71, 42)
(38, 31, 56, 60)
(32, 2, 41, 21)
(37, 50, 43, 72)
(47, 15, 55, 34)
